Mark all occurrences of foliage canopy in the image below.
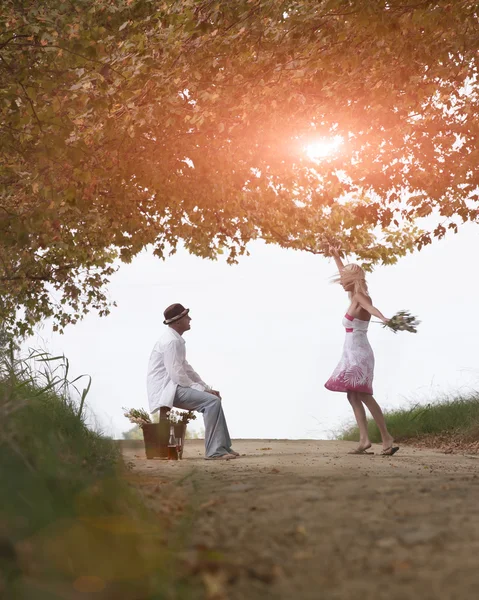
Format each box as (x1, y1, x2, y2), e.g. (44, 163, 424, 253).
(1, 0, 478, 332)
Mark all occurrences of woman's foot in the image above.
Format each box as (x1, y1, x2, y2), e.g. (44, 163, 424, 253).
(348, 442, 373, 455)
(381, 436, 395, 452)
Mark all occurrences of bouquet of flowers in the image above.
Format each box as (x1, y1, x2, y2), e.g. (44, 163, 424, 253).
(123, 407, 152, 427)
(383, 310, 420, 334)
(165, 409, 197, 425)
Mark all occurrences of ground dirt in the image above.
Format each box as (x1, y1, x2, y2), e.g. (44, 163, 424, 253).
(122, 439, 479, 600)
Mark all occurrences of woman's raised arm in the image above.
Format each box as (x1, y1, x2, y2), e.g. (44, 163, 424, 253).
(330, 248, 345, 272)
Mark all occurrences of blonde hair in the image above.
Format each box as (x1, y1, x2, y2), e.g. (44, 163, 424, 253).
(333, 264, 369, 297)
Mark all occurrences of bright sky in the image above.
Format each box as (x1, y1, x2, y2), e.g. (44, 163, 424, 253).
(28, 221, 479, 440)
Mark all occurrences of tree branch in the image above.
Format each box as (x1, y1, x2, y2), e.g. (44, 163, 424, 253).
(7, 42, 126, 79)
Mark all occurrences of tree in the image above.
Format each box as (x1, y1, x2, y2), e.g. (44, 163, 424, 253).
(1, 1, 478, 334)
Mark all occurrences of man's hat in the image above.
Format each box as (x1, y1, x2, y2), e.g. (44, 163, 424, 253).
(163, 303, 189, 325)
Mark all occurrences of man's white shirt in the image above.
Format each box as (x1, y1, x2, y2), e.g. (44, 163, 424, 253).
(146, 327, 209, 413)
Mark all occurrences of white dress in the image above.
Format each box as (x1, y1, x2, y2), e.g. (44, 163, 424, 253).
(325, 313, 375, 395)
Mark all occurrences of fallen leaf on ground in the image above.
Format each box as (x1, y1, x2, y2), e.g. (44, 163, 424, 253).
(73, 575, 106, 593)
(246, 563, 283, 583)
(389, 560, 412, 574)
(199, 498, 225, 511)
(295, 525, 307, 537)
(293, 550, 312, 560)
(376, 537, 397, 548)
(202, 571, 228, 600)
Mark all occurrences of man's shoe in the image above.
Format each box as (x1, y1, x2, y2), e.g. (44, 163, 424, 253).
(205, 454, 236, 460)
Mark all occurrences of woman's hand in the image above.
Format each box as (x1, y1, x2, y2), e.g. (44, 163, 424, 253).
(327, 242, 341, 257)
(325, 240, 344, 270)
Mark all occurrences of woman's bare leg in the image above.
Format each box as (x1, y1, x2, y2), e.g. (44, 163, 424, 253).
(359, 393, 395, 450)
(347, 391, 372, 452)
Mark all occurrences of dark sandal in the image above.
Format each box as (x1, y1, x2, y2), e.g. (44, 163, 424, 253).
(381, 446, 400, 457)
(348, 444, 373, 455)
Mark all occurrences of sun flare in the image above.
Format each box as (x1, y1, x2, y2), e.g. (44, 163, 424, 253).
(305, 136, 343, 161)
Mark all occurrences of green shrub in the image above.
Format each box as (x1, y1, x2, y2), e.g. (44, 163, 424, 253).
(339, 394, 479, 442)
(0, 346, 195, 599)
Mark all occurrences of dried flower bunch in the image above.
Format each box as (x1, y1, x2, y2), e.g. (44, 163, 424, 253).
(166, 409, 197, 425)
(383, 310, 420, 334)
(123, 407, 152, 427)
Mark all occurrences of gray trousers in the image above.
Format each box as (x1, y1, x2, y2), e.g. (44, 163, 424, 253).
(173, 386, 233, 458)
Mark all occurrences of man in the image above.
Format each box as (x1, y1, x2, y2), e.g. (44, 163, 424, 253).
(147, 303, 239, 460)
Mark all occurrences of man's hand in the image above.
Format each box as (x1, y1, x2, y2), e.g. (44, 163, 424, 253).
(211, 389, 222, 399)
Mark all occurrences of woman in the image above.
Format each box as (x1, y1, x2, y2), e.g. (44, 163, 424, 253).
(325, 251, 399, 456)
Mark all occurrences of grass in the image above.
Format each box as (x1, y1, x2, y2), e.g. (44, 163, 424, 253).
(0, 344, 200, 599)
(339, 394, 479, 443)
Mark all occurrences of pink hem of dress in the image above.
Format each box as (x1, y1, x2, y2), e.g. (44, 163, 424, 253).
(324, 381, 373, 395)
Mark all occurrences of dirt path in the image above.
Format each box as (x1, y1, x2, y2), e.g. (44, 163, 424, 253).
(123, 440, 479, 600)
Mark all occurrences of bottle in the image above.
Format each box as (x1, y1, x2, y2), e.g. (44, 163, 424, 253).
(176, 430, 183, 460)
(168, 425, 178, 460)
